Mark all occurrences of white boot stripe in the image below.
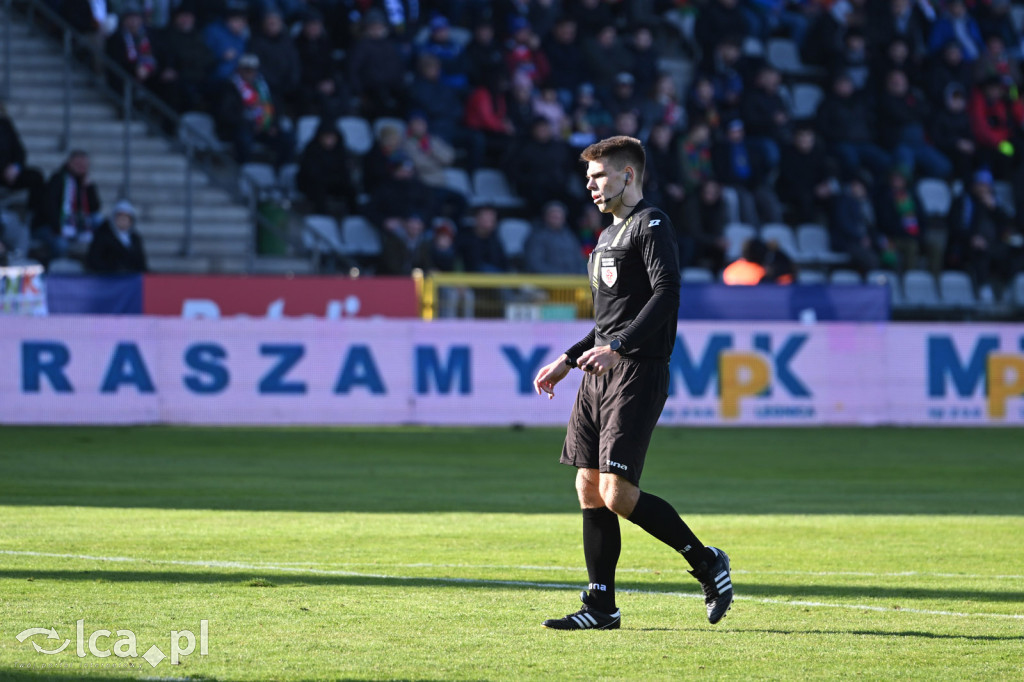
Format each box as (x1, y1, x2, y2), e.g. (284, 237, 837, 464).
(571, 615, 587, 628)
(584, 613, 598, 626)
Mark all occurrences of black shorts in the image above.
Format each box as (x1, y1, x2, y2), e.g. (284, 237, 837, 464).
(560, 357, 670, 486)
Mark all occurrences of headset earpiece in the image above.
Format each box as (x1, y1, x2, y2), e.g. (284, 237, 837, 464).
(625, 171, 632, 184)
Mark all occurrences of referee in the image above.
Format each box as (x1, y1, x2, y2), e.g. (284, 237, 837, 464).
(533, 136, 733, 630)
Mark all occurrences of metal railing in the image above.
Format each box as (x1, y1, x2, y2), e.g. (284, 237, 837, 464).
(417, 272, 592, 320)
(1, 0, 278, 270)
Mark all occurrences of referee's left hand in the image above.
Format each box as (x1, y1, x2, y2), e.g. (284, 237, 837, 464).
(577, 346, 621, 377)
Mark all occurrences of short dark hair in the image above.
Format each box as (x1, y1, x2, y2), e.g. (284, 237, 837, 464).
(580, 136, 645, 180)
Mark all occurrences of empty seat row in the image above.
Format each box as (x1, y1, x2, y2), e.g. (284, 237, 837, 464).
(724, 222, 849, 265)
(683, 266, 865, 285)
(866, 269, 1019, 309)
(302, 214, 382, 259)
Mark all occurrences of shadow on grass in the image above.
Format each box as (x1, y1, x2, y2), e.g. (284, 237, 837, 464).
(3, 569, 1023, 608)
(1, 426, 1023, 514)
(663, 628, 1024, 642)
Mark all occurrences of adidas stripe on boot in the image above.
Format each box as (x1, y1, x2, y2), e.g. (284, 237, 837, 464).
(689, 546, 733, 624)
(542, 591, 621, 630)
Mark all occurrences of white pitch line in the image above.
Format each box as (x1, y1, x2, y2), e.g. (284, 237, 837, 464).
(2, 550, 1022, 622)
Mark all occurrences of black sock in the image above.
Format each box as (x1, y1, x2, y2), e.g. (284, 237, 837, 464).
(627, 491, 715, 569)
(581, 506, 620, 612)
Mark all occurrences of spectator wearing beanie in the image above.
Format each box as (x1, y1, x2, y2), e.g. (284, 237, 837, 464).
(86, 200, 147, 274)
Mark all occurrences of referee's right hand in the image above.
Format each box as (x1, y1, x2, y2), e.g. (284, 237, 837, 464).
(533, 355, 572, 400)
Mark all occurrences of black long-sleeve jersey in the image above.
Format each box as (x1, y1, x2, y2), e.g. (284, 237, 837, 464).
(565, 199, 681, 362)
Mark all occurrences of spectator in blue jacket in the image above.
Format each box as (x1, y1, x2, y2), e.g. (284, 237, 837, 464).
(204, 3, 250, 81)
(416, 15, 468, 92)
(408, 53, 464, 146)
(928, 0, 984, 62)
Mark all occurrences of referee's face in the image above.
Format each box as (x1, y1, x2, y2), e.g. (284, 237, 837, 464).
(585, 159, 624, 214)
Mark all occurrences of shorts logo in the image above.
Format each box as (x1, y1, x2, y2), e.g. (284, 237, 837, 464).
(601, 266, 617, 287)
(609, 461, 628, 471)
(649, 219, 661, 226)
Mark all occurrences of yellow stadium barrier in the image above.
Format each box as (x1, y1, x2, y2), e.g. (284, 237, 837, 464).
(415, 272, 592, 320)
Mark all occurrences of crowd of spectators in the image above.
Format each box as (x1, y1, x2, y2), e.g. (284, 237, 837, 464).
(0, 98, 148, 272)
(9, 0, 1022, 298)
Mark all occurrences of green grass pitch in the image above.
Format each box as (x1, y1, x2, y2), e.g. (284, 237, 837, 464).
(0, 426, 1022, 681)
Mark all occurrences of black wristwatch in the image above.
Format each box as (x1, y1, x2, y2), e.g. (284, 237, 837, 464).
(609, 338, 624, 354)
(564, 355, 577, 368)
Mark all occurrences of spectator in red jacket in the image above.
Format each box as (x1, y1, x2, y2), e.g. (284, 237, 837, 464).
(464, 68, 515, 167)
(504, 17, 550, 86)
(969, 74, 1024, 178)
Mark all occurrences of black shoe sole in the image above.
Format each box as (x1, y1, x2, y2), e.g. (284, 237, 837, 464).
(541, 620, 621, 630)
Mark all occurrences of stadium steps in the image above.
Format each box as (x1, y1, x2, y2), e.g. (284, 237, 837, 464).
(0, 5, 312, 275)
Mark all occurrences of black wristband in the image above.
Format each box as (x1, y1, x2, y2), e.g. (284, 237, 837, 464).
(564, 355, 577, 368)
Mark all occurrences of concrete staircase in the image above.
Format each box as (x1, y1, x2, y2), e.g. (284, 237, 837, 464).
(0, 6, 312, 274)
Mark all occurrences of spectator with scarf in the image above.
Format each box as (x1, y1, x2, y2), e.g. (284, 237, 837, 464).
(38, 150, 103, 262)
(679, 119, 715, 195)
(215, 54, 294, 166)
(105, 3, 159, 92)
(875, 165, 927, 271)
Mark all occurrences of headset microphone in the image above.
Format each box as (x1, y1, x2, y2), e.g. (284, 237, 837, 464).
(604, 171, 631, 203)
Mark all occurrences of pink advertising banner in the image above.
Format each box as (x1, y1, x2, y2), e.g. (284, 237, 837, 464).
(2, 317, 1022, 426)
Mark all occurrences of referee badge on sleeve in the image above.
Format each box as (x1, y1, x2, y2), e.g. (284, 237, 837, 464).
(601, 257, 617, 287)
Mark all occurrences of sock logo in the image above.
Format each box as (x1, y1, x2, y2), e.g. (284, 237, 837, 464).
(588, 583, 607, 592)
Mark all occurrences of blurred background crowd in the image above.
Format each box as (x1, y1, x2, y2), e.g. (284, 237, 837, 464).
(2, 0, 1023, 302)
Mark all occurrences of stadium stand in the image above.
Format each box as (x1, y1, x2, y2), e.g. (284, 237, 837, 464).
(796, 224, 849, 266)
(760, 223, 800, 260)
(497, 218, 532, 261)
(939, 270, 978, 309)
(0, 0, 1020, 319)
(724, 223, 757, 261)
(829, 269, 862, 285)
(336, 117, 374, 156)
(902, 270, 942, 309)
(681, 266, 714, 283)
(796, 269, 826, 284)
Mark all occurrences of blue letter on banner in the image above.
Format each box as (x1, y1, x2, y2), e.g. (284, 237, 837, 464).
(334, 345, 386, 395)
(501, 346, 550, 394)
(259, 344, 307, 394)
(669, 334, 733, 397)
(101, 343, 155, 394)
(415, 346, 471, 395)
(927, 335, 999, 397)
(22, 341, 73, 393)
(184, 344, 229, 395)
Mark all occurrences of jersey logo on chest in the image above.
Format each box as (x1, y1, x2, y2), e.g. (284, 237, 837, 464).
(600, 256, 618, 287)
